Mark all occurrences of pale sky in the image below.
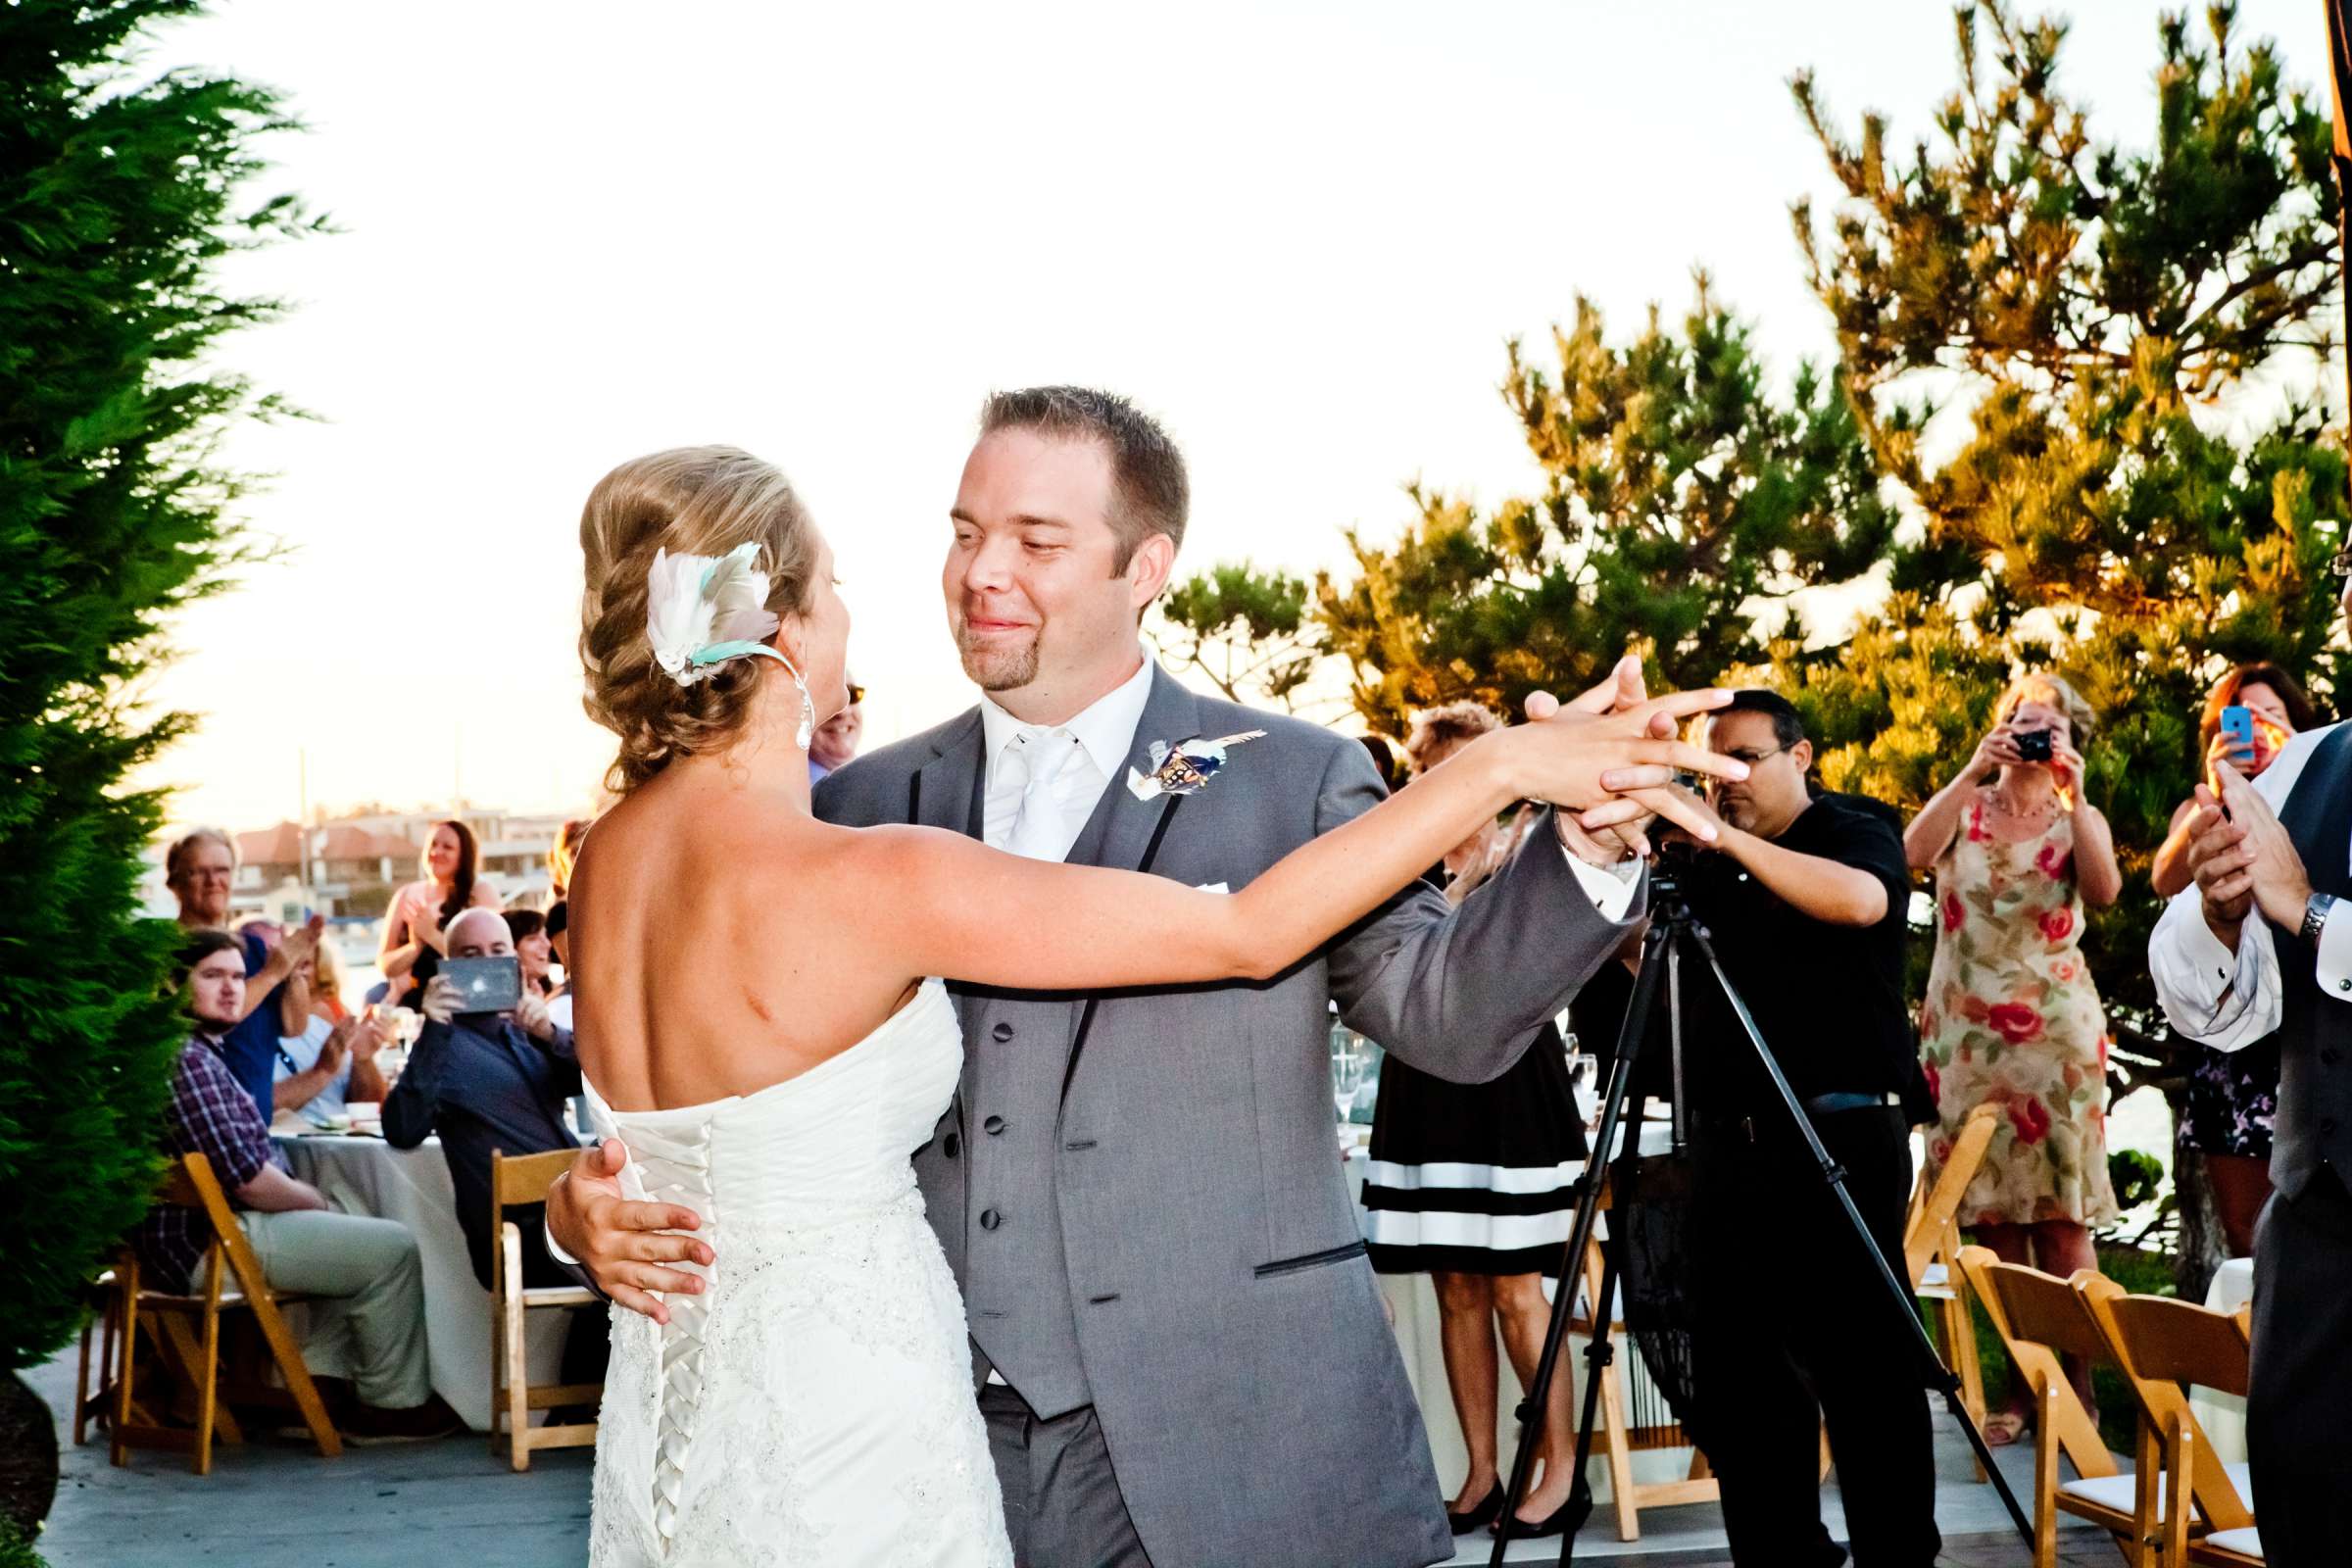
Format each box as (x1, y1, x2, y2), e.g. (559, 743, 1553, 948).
(133, 0, 2332, 832)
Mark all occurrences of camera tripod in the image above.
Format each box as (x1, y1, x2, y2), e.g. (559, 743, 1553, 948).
(1487, 862, 2033, 1564)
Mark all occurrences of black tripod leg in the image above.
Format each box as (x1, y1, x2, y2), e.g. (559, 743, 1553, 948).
(1686, 925, 2034, 1549)
(1554, 1233, 1628, 1566)
(1489, 923, 1667, 1568)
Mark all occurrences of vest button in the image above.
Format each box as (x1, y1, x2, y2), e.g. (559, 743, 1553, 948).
(2324, 1118, 2341, 1136)
(2325, 1049, 2344, 1067)
(979, 1207, 1003, 1231)
(991, 1022, 1015, 1042)
(984, 1114, 1006, 1135)
(943, 1133, 959, 1159)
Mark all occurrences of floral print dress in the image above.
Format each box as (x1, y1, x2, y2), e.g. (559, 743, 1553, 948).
(1919, 798, 2119, 1228)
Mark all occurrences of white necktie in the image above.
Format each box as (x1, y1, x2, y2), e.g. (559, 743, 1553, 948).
(1003, 728, 1085, 861)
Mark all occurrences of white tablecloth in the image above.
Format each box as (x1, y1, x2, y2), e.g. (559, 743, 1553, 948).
(2189, 1255, 2255, 1466)
(274, 1134, 575, 1432)
(1345, 1121, 1691, 1498)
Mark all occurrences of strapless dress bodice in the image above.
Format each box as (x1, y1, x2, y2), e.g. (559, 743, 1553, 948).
(582, 979, 1008, 1567)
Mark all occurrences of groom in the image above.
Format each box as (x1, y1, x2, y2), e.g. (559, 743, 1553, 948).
(552, 387, 1654, 1567)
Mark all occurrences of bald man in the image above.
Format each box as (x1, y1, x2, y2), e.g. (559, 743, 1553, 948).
(383, 906, 586, 1292)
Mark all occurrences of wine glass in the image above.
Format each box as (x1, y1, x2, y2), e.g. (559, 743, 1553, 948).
(1331, 1030, 1368, 1126)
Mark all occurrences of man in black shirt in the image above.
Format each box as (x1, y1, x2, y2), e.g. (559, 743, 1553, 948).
(1642, 691, 1938, 1568)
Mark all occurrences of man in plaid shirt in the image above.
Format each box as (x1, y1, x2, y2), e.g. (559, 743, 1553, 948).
(137, 930, 457, 1443)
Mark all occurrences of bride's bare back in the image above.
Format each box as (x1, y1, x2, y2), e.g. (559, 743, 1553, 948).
(569, 767, 930, 1112)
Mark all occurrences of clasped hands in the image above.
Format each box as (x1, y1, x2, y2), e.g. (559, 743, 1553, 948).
(2180, 761, 2312, 950)
(1528, 655, 1739, 866)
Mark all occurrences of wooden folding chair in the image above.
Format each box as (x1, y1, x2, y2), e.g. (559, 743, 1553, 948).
(111, 1153, 341, 1474)
(1904, 1103, 2000, 1481)
(1958, 1248, 2139, 1567)
(2081, 1283, 2264, 1566)
(490, 1148, 603, 1470)
(1567, 1218, 1719, 1542)
(73, 1260, 123, 1446)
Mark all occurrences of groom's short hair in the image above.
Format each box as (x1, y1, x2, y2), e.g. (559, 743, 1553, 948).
(979, 386, 1188, 570)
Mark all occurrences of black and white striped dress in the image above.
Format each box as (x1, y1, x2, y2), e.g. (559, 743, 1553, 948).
(1360, 1019, 1588, 1277)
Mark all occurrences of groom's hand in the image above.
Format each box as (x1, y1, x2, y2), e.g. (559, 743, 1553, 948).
(548, 1140, 712, 1325)
(1530, 655, 1669, 862)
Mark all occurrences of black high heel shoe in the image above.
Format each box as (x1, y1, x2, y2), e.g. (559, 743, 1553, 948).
(1446, 1484, 1504, 1534)
(1492, 1495, 1575, 1541)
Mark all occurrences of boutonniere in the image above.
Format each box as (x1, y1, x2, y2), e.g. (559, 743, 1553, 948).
(1127, 730, 1267, 800)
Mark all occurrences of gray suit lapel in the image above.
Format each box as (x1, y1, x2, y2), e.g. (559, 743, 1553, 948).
(1068, 666, 1204, 875)
(910, 709, 986, 841)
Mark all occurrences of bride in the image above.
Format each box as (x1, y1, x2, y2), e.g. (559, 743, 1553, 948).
(564, 445, 1741, 1566)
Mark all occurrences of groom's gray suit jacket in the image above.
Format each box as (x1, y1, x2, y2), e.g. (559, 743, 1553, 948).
(813, 667, 1643, 1568)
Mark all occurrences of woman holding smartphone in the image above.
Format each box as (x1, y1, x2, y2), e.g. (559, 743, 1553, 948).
(2153, 662, 2321, 1259)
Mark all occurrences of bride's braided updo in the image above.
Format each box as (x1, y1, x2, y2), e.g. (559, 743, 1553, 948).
(578, 446, 817, 796)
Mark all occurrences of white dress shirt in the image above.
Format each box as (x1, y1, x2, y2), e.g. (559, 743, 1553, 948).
(2150, 720, 2352, 1051)
(272, 1015, 353, 1127)
(979, 656, 1156, 859)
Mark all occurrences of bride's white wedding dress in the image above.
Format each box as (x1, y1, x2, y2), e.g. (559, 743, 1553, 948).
(583, 979, 1012, 1567)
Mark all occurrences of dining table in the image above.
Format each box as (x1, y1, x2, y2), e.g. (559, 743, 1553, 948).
(271, 1126, 577, 1433)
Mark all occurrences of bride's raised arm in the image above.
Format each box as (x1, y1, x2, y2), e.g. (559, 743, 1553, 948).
(869, 689, 1746, 996)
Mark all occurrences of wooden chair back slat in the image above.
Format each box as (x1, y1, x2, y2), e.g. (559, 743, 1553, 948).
(155, 1163, 205, 1210)
(493, 1148, 577, 1206)
(2096, 1292, 2252, 1398)
(1975, 1255, 2112, 1363)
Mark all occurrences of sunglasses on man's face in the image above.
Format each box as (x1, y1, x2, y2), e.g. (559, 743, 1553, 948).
(847, 683, 867, 706)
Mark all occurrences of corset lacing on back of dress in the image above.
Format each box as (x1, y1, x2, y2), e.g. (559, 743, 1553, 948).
(628, 1116, 716, 1554)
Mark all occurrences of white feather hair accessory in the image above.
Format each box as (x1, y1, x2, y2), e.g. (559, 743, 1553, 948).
(646, 541, 786, 687)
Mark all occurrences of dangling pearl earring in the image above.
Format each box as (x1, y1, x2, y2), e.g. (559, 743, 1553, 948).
(779, 654, 814, 750)
(737, 642, 817, 748)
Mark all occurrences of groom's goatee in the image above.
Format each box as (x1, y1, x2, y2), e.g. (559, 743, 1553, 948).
(958, 633, 1039, 693)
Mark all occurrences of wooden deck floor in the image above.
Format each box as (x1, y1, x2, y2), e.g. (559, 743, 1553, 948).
(22, 1347, 2113, 1566)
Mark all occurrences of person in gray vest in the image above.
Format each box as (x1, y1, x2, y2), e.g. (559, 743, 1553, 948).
(2152, 718, 2352, 1565)
(549, 386, 1680, 1567)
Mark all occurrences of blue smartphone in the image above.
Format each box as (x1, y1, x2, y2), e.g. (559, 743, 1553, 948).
(2220, 705, 2255, 757)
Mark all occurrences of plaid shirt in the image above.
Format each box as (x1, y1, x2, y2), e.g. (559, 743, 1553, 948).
(135, 1034, 288, 1292)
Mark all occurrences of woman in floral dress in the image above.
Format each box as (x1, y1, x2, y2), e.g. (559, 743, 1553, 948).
(1904, 672, 2124, 1443)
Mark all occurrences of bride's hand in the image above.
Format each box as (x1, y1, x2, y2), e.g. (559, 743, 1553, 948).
(1496, 687, 1744, 844)
(548, 1140, 713, 1325)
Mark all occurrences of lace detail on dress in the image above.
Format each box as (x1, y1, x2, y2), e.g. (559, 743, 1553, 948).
(583, 980, 1010, 1568)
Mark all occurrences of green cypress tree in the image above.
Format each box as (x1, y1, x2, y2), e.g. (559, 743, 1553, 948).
(0, 0, 316, 1512)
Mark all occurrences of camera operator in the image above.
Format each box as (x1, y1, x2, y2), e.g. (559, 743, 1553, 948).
(1618, 690, 1936, 1568)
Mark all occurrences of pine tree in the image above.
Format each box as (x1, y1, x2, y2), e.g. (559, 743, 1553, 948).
(1150, 562, 1326, 713)
(1754, 0, 2340, 1284)
(1268, 276, 1896, 739)
(1780, 0, 2341, 1076)
(0, 0, 317, 1488)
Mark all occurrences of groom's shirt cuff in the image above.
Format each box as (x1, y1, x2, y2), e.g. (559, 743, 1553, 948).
(1564, 846, 1642, 922)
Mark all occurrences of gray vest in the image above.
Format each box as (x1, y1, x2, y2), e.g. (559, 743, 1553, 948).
(2266, 722, 2352, 1200)
(953, 756, 1142, 1419)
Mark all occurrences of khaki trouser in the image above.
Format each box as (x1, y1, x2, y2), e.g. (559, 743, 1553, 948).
(193, 1207, 431, 1410)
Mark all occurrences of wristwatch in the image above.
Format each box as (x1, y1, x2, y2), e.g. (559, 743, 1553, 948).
(2300, 892, 2336, 948)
